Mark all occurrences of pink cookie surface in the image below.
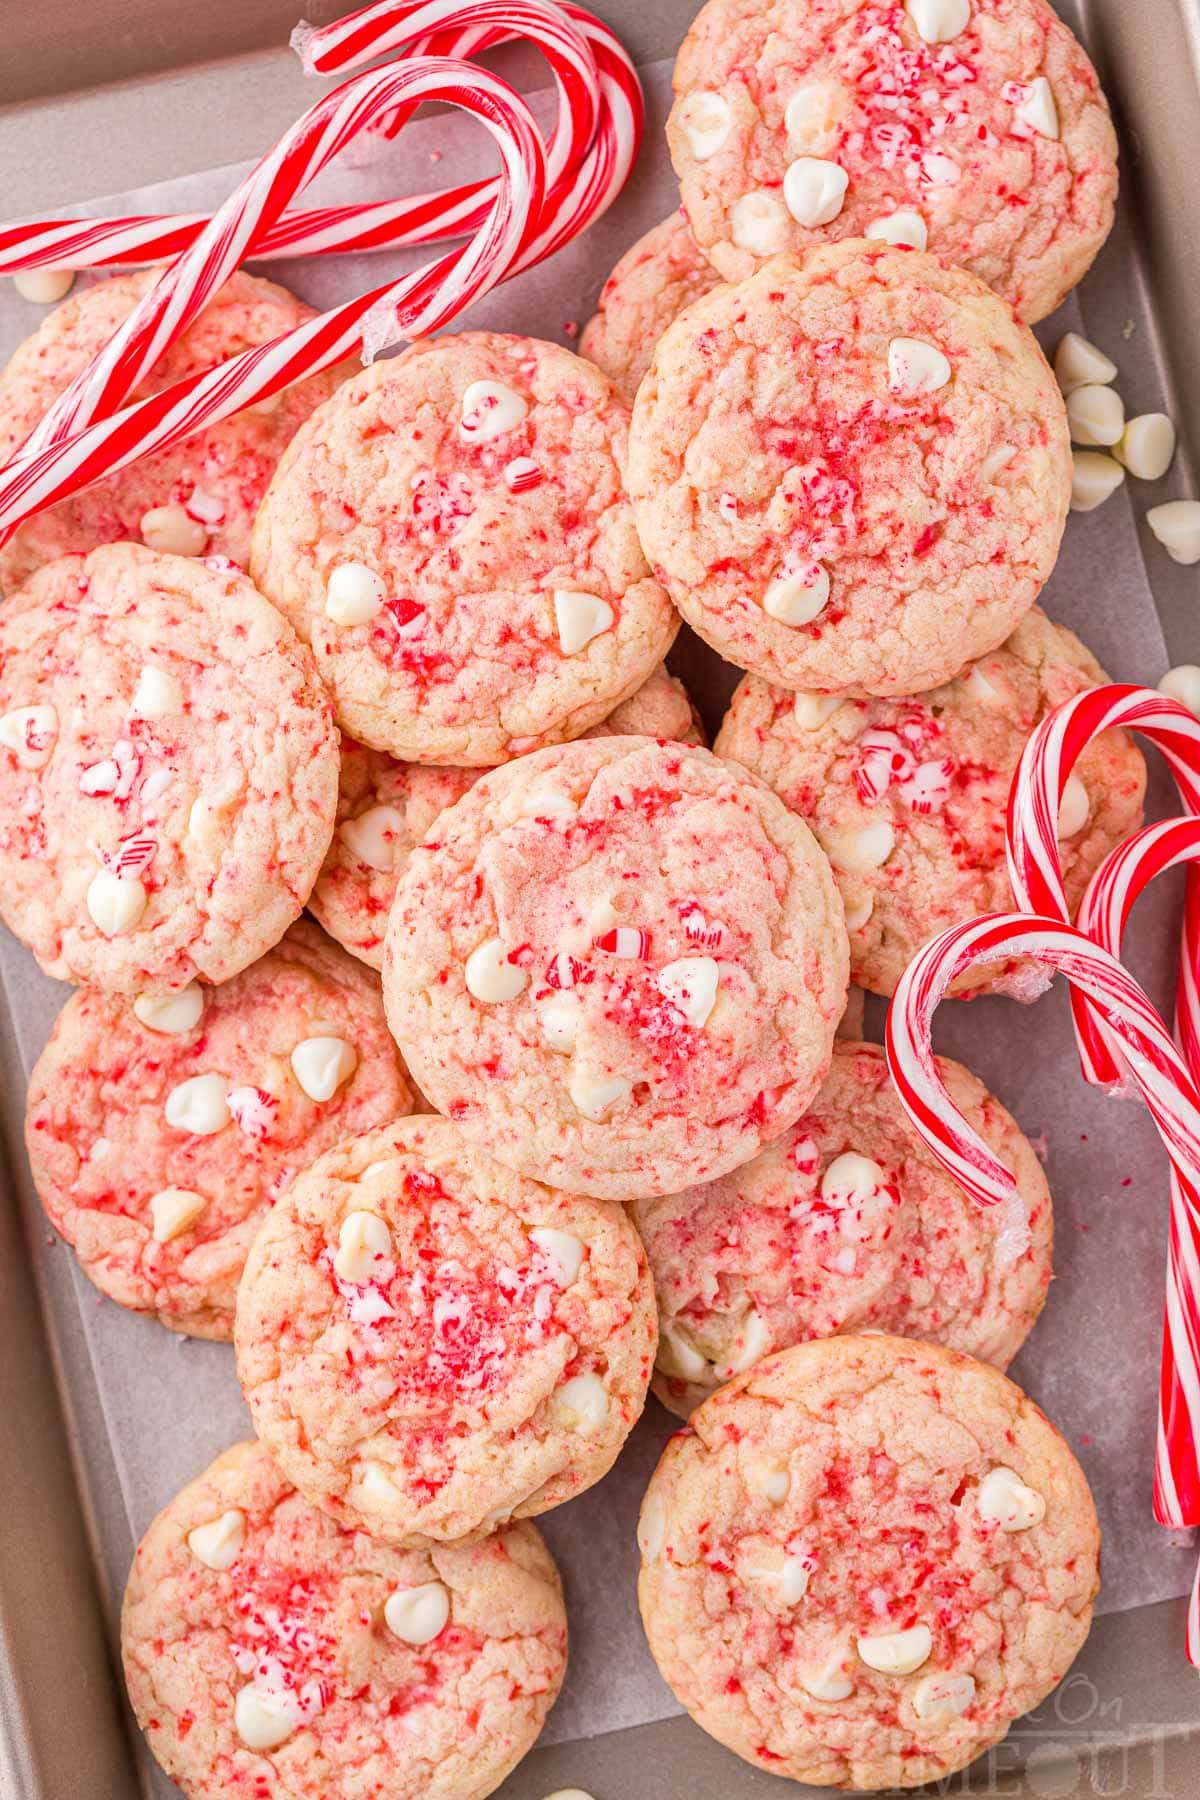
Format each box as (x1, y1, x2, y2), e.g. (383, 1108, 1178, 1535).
(669, 0, 1117, 323)
(633, 1041, 1052, 1419)
(0, 269, 350, 596)
(629, 240, 1070, 698)
(26, 920, 413, 1339)
(310, 664, 704, 969)
(579, 211, 722, 406)
(235, 1113, 656, 1545)
(638, 1335, 1100, 1788)
(0, 544, 339, 992)
(122, 1439, 567, 1800)
(250, 330, 679, 766)
(382, 736, 849, 1202)
(715, 607, 1146, 996)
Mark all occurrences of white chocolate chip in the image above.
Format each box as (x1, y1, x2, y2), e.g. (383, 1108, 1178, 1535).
(828, 822, 895, 872)
(384, 1581, 450, 1645)
(1159, 666, 1200, 717)
(0, 703, 57, 768)
(1054, 332, 1118, 395)
(460, 379, 528, 443)
(865, 209, 928, 251)
(658, 956, 720, 1028)
(821, 1151, 885, 1203)
(12, 267, 75, 304)
(187, 1509, 246, 1571)
(1058, 774, 1090, 838)
(1066, 384, 1125, 448)
(554, 589, 613, 655)
(540, 992, 582, 1053)
(637, 1497, 667, 1562)
(1070, 452, 1125, 513)
(164, 1074, 230, 1136)
(334, 1210, 391, 1284)
(131, 664, 182, 719)
(1115, 413, 1176, 481)
(980, 444, 1018, 484)
(793, 692, 844, 730)
(731, 190, 790, 256)
(543, 1791, 597, 1800)
(340, 804, 405, 872)
(920, 149, 961, 187)
(658, 1324, 710, 1384)
(139, 503, 207, 558)
(784, 82, 845, 154)
(186, 774, 244, 853)
(530, 1227, 585, 1286)
(888, 337, 952, 398)
(679, 89, 733, 160)
(515, 784, 578, 820)
(913, 1671, 977, 1721)
(906, 0, 970, 42)
(744, 1550, 814, 1606)
(550, 1371, 609, 1432)
(977, 1465, 1046, 1530)
(149, 1187, 207, 1243)
(783, 158, 848, 227)
(325, 562, 385, 626)
(745, 1460, 791, 1504)
(359, 1462, 401, 1509)
(843, 891, 875, 932)
(764, 559, 831, 626)
(465, 939, 528, 1004)
(134, 984, 204, 1034)
(801, 1643, 856, 1702)
(1147, 500, 1200, 565)
(235, 1686, 295, 1753)
(86, 870, 147, 937)
(1014, 76, 1059, 140)
(568, 1069, 631, 1121)
(857, 1624, 933, 1675)
(290, 1035, 358, 1102)
(714, 1307, 771, 1379)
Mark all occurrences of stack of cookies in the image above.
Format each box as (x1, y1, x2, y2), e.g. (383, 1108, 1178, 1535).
(0, 1, 1150, 1794)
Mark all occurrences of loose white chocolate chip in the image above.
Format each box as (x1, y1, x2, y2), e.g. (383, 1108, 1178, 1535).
(764, 559, 831, 626)
(384, 1581, 450, 1645)
(568, 1069, 631, 1121)
(906, 0, 970, 42)
(540, 992, 582, 1053)
(888, 337, 951, 398)
(530, 1227, 585, 1286)
(658, 956, 720, 1028)
(465, 939, 528, 1004)
(637, 1497, 667, 1562)
(340, 804, 405, 871)
(830, 822, 896, 872)
(1070, 452, 1125, 513)
(980, 443, 1018, 484)
(550, 1371, 609, 1432)
(1054, 332, 1118, 395)
(131, 664, 182, 719)
(821, 1151, 885, 1203)
(731, 190, 790, 256)
(86, 870, 147, 937)
(793, 692, 844, 730)
(134, 984, 204, 1034)
(1058, 774, 1090, 839)
(783, 158, 848, 227)
(714, 1307, 771, 1378)
(290, 1036, 358, 1102)
(325, 561, 385, 626)
(13, 267, 75, 303)
(843, 891, 875, 932)
(1115, 413, 1176, 481)
(977, 1465, 1046, 1530)
(187, 1509, 246, 1571)
(1147, 500, 1200, 565)
(235, 1687, 296, 1753)
(334, 1210, 391, 1283)
(139, 502, 207, 557)
(149, 1187, 207, 1243)
(784, 82, 844, 154)
(460, 379, 528, 442)
(0, 703, 57, 768)
(165, 1074, 230, 1136)
(679, 89, 733, 160)
(1066, 383, 1125, 448)
(913, 1671, 977, 1721)
(801, 1644, 856, 1702)
(1159, 666, 1200, 717)
(1014, 76, 1059, 140)
(857, 1624, 933, 1675)
(865, 209, 928, 251)
(658, 1324, 710, 1384)
(554, 589, 613, 655)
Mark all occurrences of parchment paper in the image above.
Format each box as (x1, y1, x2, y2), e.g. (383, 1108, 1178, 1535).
(2, 22, 1196, 1772)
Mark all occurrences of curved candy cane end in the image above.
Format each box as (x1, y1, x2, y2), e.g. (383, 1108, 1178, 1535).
(289, 19, 322, 76)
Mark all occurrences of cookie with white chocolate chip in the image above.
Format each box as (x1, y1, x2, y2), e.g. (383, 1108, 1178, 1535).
(637, 1334, 1100, 1789)
(122, 1438, 567, 1800)
(668, 0, 1117, 324)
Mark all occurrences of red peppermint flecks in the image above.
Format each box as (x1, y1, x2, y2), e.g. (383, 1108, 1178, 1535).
(113, 832, 156, 877)
(595, 926, 650, 958)
(544, 951, 590, 989)
(678, 902, 725, 950)
(897, 757, 954, 815)
(854, 728, 914, 805)
(227, 1086, 279, 1141)
(504, 457, 543, 494)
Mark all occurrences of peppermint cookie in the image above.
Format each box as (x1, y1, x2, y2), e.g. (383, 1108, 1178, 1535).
(312, 664, 703, 969)
(0, 544, 338, 992)
(638, 1335, 1100, 1789)
(668, 0, 1117, 324)
(250, 331, 678, 766)
(122, 1439, 567, 1800)
(629, 241, 1070, 698)
(235, 1113, 656, 1545)
(716, 607, 1146, 996)
(633, 1041, 1052, 1419)
(26, 921, 412, 1338)
(0, 270, 349, 596)
(580, 211, 722, 406)
(382, 736, 848, 1202)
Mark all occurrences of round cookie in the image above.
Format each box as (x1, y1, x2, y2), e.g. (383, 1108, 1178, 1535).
(668, 0, 1117, 324)
(0, 543, 338, 992)
(629, 240, 1070, 698)
(235, 1113, 657, 1545)
(580, 211, 722, 406)
(311, 664, 704, 969)
(715, 607, 1146, 996)
(633, 1041, 1052, 1419)
(26, 920, 412, 1338)
(381, 736, 849, 1202)
(637, 1335, 1100, 1789)
(122, 1439, 567, 1800)
(0, 269, 350, 596)
(249, 330, 679, 766)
